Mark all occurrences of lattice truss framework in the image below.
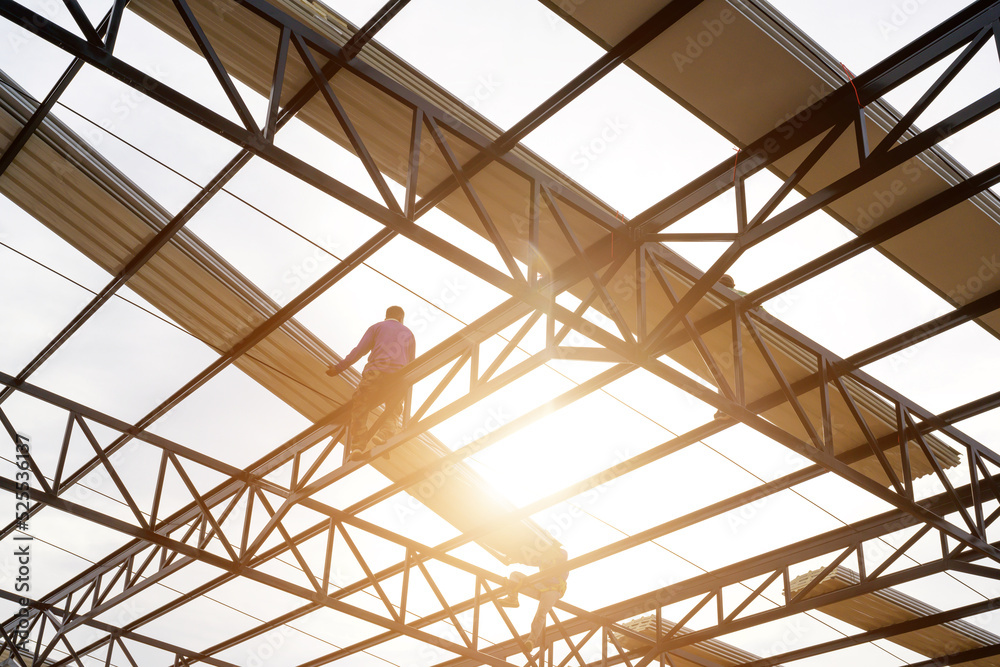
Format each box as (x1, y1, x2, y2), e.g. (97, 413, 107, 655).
(0, 0, 1000, 665)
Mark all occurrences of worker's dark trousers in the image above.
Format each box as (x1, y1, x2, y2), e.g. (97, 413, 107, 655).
(350, 368, 402, 446)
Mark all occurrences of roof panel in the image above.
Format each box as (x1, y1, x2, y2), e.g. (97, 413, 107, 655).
(543, 0, 1000, 346)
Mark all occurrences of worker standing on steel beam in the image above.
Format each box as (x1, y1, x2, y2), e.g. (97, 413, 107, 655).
(326, 306, 415, 461)
(499, 544, 569, 651)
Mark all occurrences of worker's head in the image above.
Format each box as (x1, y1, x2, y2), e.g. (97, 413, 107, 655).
(720, 274, 736, 289)
(386, 305, 405, 322)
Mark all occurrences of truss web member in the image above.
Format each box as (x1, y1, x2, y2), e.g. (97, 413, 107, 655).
(499, 545, 569, 651)
(715, 273, 768, 422)
(327, 306, 415, 460)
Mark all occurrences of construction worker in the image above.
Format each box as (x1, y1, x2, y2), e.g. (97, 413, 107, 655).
(499, 545, 569, 651)
(720, 273, 742, 296)
(721, 273, 762, 308)
(326, 306, 415, 460)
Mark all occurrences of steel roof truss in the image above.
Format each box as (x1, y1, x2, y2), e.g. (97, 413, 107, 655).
(3, 0, 1000, 662)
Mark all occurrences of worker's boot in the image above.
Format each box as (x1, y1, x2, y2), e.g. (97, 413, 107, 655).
(371, 418, 400, 447)
(499, 571, 525, 607)
(347, 429, 369, 461)
(497, 593, 519, 608)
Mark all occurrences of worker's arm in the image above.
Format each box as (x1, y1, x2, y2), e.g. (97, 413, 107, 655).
(326, 325, 376, 376)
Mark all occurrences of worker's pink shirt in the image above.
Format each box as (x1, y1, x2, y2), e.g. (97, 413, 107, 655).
(334, 319, 415, 374)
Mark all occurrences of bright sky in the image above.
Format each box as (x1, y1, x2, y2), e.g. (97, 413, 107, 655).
(1, 0, 1000, 665)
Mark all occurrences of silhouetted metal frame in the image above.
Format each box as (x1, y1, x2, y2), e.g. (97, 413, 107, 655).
(3, 345, 1000, 666)
(0, 392, 661, 666)
(438, 480, 1000, 666)
(1, 0, 1000, 664)
(0, 0, 415, 408)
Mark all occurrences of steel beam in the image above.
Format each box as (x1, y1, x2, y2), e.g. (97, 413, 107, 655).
(411, 0, 706, 220)
(438, 479, 1000, 667)
(2, 0, 1000, 664)
(631, 0, 1000, 233)
(0, 477, 520, 667)
(0, 588, 240, 667)
(0, 0, 412, 404)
